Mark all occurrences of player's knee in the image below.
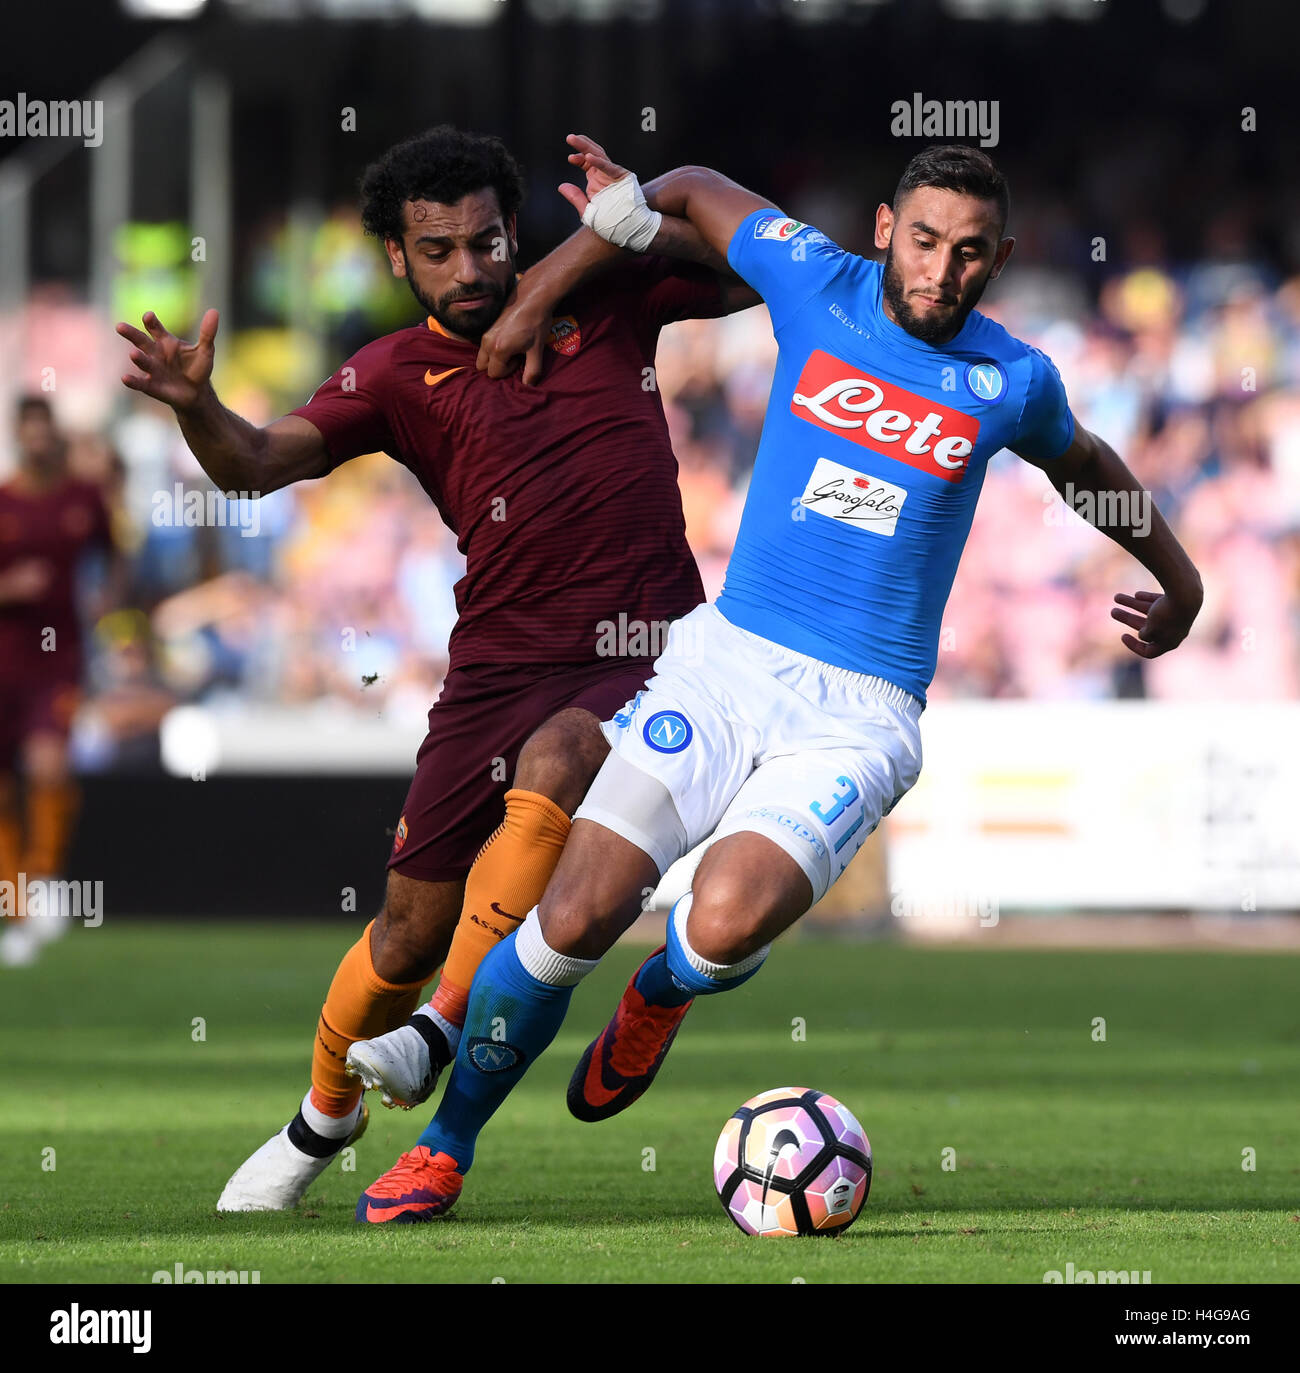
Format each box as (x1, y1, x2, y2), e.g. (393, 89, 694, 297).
(537, 893, 606, 961)
(514, 709, 608, 816)
(537, 873, 638, 961)
(685, 882, 770, 965)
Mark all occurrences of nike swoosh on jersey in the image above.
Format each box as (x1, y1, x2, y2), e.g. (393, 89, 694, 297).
(424, 366, 464, 387)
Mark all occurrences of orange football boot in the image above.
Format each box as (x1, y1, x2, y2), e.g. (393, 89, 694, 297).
(354, 1146, 463, 1224)
(567, 946, 694, 1122)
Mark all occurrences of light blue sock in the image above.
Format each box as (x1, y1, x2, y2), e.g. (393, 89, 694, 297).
(659, 893, 770, 998)
(416, 924, 592, 1171)
(634, 949, 695, 1007)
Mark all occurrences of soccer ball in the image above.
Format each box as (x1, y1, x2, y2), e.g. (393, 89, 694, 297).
(713, 1087, 871, 1237)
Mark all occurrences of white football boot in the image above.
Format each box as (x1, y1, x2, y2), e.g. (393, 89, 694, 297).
(216, 1099, 368, 1212)
(346, 1022, 442, 1110)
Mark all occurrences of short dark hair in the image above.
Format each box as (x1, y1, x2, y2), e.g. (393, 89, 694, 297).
(359, 125, 525, 243)
(16, 394, 52, 423)
(893, 144, 1009, 233)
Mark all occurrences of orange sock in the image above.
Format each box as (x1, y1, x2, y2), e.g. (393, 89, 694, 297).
(310, 919, 430, 1117)
(22, 779, 80, 877)
(431, 788, 572, 1028)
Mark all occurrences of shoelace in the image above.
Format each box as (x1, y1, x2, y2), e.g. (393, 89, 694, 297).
(372, 1148, 449, 1197)
(609, 1000, 687, 1077)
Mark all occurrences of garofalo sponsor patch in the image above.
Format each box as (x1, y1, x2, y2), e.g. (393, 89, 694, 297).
(798, 458, 907, 537)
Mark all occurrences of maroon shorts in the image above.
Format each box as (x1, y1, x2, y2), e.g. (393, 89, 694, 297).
(0, 678, 81, 771)
(386, 657, 655, 884)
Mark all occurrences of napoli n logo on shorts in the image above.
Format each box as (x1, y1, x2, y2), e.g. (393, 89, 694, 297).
(643, 710, 693, 753)
(964, 361, 1005, 402)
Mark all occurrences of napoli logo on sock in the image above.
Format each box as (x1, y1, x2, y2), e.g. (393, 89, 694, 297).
(643, 710, 693, 753)
(467, 1037, 527, 1073)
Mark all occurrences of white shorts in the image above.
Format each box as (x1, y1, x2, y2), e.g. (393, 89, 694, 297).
(574, 603, 924, 906)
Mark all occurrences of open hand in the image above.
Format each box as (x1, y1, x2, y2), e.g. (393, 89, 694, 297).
(558, 133, 632, 220)
(1110, 588, 1201, 659)
(116, 309, 218, 411)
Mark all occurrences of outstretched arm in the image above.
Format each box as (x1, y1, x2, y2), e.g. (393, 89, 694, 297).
(117, 309, 330, 496)
(477, 135, 764, 381)
(1021, 425, 1203, 659)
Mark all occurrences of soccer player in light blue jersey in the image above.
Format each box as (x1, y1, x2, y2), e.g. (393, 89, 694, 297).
(350, 135, 1203, 1221)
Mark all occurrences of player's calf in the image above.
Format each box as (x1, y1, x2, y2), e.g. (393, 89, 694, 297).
(567, 836, 812, 1123)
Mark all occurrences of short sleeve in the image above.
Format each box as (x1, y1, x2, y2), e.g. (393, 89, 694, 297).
(726, 209, 850, 331)
(291, 351, 395, 469)
(1013, 346, 1075, 461)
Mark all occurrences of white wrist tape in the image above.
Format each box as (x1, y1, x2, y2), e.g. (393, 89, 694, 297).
(581, 172, 663, 253)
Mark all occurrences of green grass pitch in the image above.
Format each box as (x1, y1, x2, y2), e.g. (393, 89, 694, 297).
(1, 921, 1296, 1284)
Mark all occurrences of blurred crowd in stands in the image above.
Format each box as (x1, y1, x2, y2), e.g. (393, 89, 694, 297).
(7, 195, 1300, 771)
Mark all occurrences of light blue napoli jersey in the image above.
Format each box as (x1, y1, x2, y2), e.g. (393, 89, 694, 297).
(718, 208, 1075, 704)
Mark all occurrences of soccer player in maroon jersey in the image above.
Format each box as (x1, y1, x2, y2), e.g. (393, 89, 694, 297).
(115, 126, 756, 1210)
(0, 396, 117, 968)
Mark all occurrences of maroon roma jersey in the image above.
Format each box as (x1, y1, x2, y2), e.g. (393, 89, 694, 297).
(292, 257, 721, 670)
(0, 477, 112, 684)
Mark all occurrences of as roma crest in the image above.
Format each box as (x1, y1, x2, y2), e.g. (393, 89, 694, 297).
(547, 314, 582, 356)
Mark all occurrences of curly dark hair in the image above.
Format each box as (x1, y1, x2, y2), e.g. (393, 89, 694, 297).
(893, 144, 1009, 233)
(359, 125, 525, 243)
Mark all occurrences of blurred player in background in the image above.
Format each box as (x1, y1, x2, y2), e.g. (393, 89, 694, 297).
(0, 396, 118, 968)
(348, 135, 1204, 1221)
(116, 125, 757, 1211)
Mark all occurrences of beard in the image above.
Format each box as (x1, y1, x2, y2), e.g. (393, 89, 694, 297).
(402, 247, 514, 344)
(881, 242, 992, 346)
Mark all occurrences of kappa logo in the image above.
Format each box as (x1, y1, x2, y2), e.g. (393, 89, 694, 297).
(643, 710, 693, 754)
(467, 1037, 526, 1073)
(547, 314, 582, 355)
(612, 689, 646, 730)
(964, 361, 1005, 403)
(791, 348, 979, 483)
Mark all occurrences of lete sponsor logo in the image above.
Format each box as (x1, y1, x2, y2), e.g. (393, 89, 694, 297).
(791, 349, 979, 483)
